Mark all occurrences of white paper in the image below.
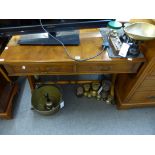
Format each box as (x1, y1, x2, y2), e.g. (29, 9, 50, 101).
(119, 43, 130, 57)
(60, 101, 64, 109)
(75, 56, 81, 60)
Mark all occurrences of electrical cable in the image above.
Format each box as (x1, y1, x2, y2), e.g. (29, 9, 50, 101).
(39, 19, 104, 62)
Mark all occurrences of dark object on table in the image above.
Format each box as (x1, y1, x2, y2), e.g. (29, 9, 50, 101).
(100, 28, 144, 58)
(128, 42, 140, 57)
(109, 30, 122, 55)
(120, 34, 140, 57)
(0, 19, 113, 45)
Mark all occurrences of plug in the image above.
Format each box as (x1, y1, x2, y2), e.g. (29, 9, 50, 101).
(102, 41, 109, 50)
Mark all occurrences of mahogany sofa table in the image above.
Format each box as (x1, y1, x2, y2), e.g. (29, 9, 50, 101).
(0, 29, 148, 109)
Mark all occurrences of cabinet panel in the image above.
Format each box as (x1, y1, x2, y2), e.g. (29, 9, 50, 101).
(77, 62, 141, 74)
(137, 78, 155, 91)
(129, 91, 155, 103)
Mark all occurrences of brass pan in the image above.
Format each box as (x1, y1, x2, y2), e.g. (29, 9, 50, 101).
(124, 22, 155, 40)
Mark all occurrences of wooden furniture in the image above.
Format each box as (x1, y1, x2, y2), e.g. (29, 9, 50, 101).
(116, 39, 155, 109)
(115, 19, 155, 109)
(0, 66, 18, 119)
(0, 28, 152, 109)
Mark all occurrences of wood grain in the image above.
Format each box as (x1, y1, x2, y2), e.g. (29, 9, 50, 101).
(0, 28, 148, 108)
(116, 19, 155, 109)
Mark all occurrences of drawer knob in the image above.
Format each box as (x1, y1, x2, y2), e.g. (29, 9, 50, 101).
(22, 66, 26, 70)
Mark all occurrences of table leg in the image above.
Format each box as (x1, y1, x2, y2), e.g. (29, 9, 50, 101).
(27, 76, 35, 92)
(0, 67, 12, 83)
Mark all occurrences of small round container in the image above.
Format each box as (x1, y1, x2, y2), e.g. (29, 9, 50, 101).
(31, 85, 62, 115)
(108, 21, 122, 29)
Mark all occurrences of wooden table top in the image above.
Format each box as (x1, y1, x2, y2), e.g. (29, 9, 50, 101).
(0, 29, 145, 64)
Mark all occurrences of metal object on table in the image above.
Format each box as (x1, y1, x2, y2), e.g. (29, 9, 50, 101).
(124, 22, 155, 40)
(31, 85, 62, 115)
(109, 30, 122, 54)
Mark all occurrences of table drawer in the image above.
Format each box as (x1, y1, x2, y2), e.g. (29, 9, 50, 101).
(4, 61, 142, 76)
(137, 79, 155, 91)
(129, 91, 155, 103)
(4, 63, 75, 76)
(76, 62, 141, 74)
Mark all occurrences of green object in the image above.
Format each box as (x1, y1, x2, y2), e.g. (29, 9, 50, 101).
(108, 21, 122, 29)
(31, 86, 62, 115)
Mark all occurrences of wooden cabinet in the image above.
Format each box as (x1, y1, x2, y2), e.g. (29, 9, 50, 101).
(137, 76, 155, 91)
(0, 36, 18, 119)
(0, 66, 18, 119)
(116, 39, 155, 109)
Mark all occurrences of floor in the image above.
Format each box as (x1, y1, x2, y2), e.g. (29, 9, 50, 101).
(1, 78, 155, 135)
